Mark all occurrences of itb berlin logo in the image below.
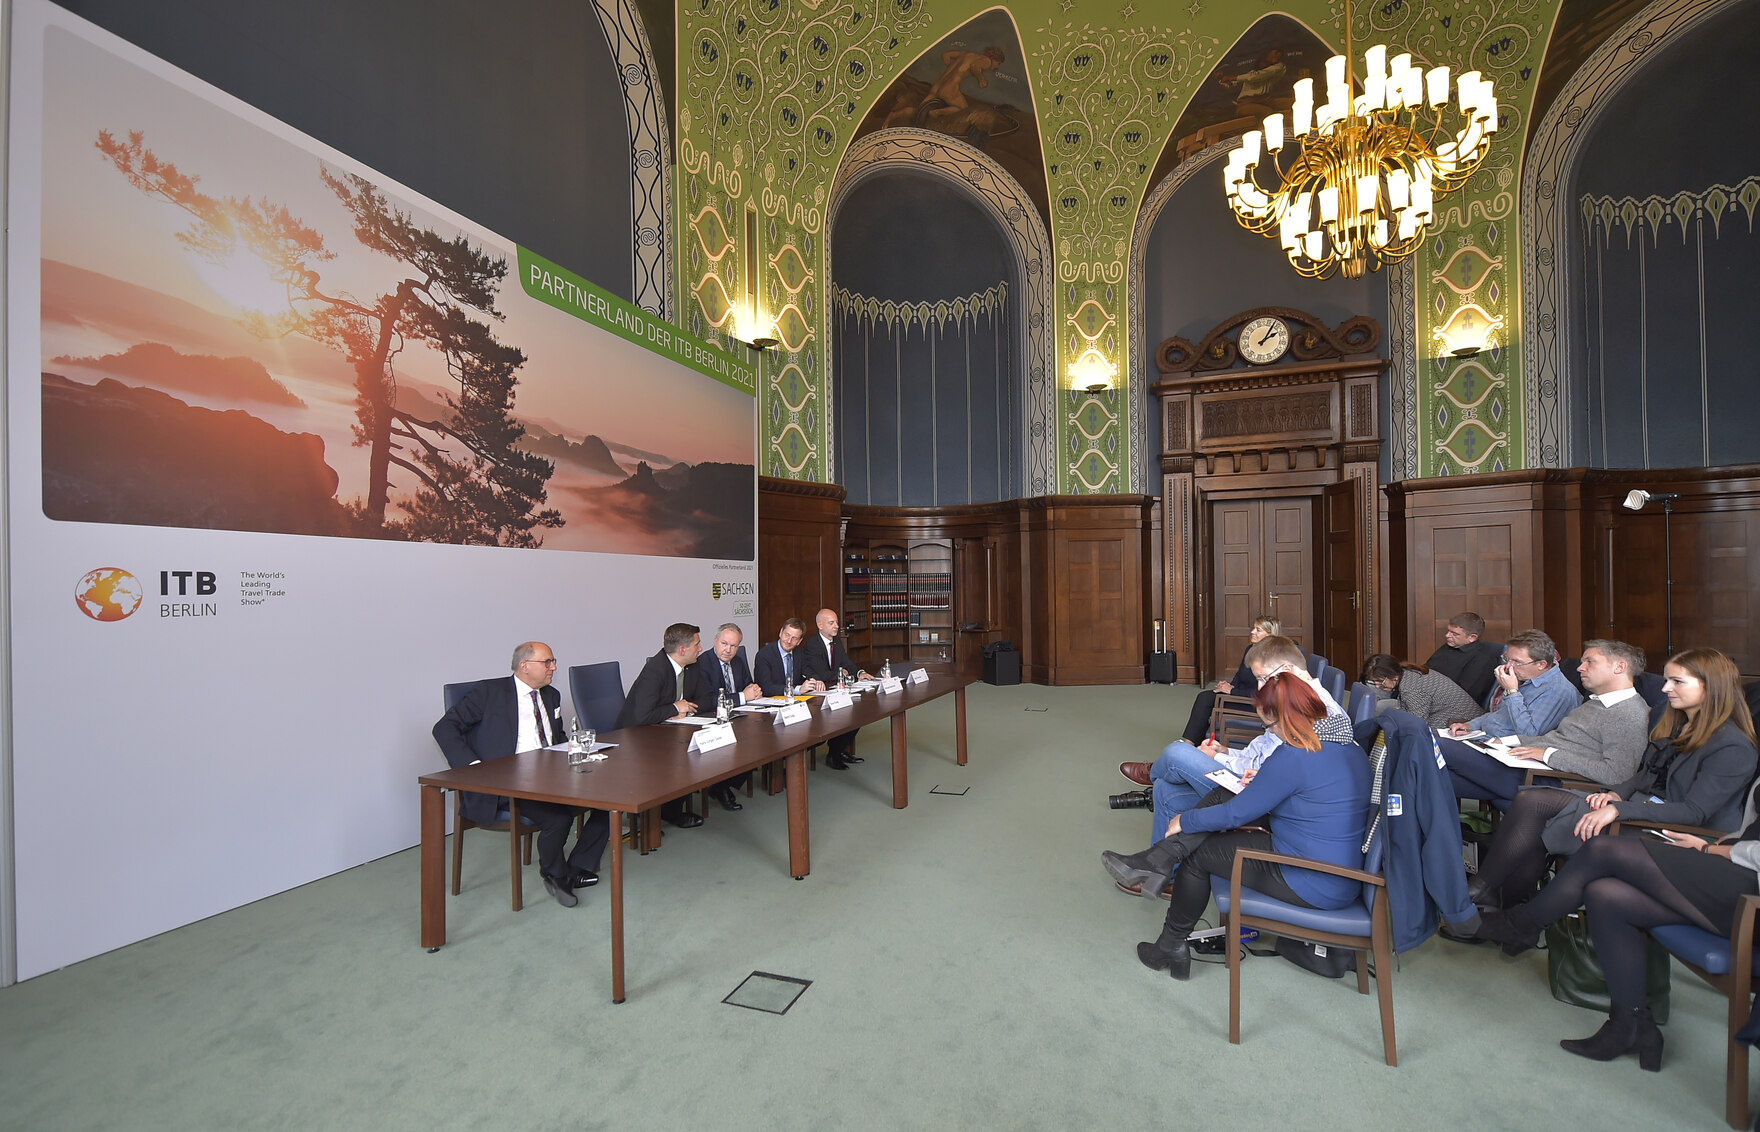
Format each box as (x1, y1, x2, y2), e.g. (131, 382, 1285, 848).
(75, 567, 144, 621)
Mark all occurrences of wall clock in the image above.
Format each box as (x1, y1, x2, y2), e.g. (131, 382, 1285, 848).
(1238, 316, 1290, 365)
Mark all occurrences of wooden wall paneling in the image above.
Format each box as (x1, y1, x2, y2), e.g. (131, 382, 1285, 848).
(758, 476, 846, 641)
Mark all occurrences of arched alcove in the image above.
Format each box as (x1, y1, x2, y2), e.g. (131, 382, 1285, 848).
(830, 170, 1021, 505)
(1566, 0, 1760, 468)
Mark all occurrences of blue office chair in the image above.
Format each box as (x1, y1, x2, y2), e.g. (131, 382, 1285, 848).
(1211, 780, 1396, 1065)
(1347, 681, 1379, 725)
(567, 661, 625, 733)
(1306, 652, 1328, 679)
(440, 679, 537, 910)
(1320, 664, 1348, 707)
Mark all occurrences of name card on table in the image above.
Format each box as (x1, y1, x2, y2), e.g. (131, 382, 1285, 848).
(688, 722, 736, 752)
(879, 676, 904, 694)
(908, 667, 930, 685)
(774, 700, 813, 726)
(822, 687, 855, 711)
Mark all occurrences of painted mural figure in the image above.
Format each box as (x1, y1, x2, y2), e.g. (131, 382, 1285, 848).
(1216, 48, 1288, 115)
(882, 45, 1018, 145)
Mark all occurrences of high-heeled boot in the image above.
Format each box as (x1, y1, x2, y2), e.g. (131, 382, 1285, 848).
(1100, 836, 1191, 897)
(1559, 1005, 1663, 1071)
(1136, 927, 1192, 980)
(1473, 905, 1541, 956)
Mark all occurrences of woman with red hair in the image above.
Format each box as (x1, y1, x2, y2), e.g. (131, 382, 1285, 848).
(1132, 671, 1372, 980)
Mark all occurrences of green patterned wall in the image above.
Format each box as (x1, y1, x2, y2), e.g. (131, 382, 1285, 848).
(674, 1, 1565, 488)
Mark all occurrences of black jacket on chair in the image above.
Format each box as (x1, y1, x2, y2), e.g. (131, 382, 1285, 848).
(432, 677, 564, 824)
(616, 650, 705, 728)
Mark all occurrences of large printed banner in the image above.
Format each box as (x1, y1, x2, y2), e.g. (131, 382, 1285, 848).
(5, 2, 759, 979)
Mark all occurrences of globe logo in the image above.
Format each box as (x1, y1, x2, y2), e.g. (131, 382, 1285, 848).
(75, 567, 144, 622)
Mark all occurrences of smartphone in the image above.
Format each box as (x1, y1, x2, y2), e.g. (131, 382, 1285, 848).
(1641, 828, 1676, 841)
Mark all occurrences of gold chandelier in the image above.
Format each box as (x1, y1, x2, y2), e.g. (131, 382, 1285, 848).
(1223, 9, 1500, 279)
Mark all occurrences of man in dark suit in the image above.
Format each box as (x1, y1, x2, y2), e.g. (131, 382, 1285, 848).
(432, 641, 610, 908)
(1424, 610, 1503, 705)
(753, 617, 821, 697)
(799, 607, 872, 770)
(615, 622, 707, 827)
(695, 622, 762, 810)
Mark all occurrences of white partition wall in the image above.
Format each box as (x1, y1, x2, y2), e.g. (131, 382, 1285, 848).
(2, 0, 757, 980)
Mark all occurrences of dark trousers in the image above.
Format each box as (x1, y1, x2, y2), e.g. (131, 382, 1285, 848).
(828, 727, 859, 758)
(520, 800, 610, 880)
(1161, 829, 1313, 939)
(1472, 786, 1578, 906)
(1440, 738, 1526, 809)
(1181, 690, 1217, 745)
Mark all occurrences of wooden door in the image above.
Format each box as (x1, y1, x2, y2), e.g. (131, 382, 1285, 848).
(1319, 480, 1362, 678)
(1209, 497, 1313, 672)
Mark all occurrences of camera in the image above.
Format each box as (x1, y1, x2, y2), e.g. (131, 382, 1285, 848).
(1107, 788, 1152, 809)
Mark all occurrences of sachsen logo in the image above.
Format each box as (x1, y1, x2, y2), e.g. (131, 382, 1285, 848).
(712, 581, 754, 601)
(75, 567, 145, 621)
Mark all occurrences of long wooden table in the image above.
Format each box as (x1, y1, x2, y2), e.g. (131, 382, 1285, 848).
(417, 674, 974, 1001)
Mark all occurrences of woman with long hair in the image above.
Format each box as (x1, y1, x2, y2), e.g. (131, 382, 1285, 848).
(1466, 647, 1757, 912)
(1469, 648, 1759, 1070)
(1360, 653, 1482, 730)
(1123, 671, 1371, 980)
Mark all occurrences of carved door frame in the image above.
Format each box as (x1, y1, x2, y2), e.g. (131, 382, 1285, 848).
(1153, 308, 1385, 683)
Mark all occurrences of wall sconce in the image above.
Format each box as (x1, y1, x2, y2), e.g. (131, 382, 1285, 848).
(1067, 347, 1118, 393)
(732, 306, 778, 352)
(1437, 303, 1498, 358)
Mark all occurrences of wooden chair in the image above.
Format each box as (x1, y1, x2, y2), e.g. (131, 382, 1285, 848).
(440, 680, 538, 910)
(1211, 823, 1396, 1065)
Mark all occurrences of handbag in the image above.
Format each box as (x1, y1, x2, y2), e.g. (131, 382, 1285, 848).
(1545, 909, 1671, 1023)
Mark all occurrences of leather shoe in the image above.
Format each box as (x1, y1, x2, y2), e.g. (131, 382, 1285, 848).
(841, 751, 864, 763)
(1136, 939, 1192, 980)
(666, 810, 704, 829)
(569, 869, 599, 889)
(1118, 761, 1153, 786)
(710, 785, 743, 811)
(825, 753, 852, 770)
(542, 874, 578, 908)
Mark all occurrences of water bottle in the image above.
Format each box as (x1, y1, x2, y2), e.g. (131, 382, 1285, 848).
(716, 687, 730, 722)
(882, 658, 892, 680)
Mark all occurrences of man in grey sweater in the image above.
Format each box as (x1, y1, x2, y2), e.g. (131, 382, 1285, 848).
(1503, 639, 1650, 785)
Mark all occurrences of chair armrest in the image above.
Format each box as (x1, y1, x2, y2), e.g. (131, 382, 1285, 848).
(1231, 846, 1385, 889)
(1522, 768, 1599, 791)
(1732, 893, 1760, 956)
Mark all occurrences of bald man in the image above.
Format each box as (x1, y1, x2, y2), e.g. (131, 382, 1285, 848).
(433, 641, 611, 908)
(798, 608, 871, 769)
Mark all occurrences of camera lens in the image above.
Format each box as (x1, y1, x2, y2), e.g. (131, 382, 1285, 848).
(1107, 788, 1153, 810)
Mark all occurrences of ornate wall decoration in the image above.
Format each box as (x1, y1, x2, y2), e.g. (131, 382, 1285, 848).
(591, 0, 674, 318)
(1030, 18, 1221, 494)
(829, 128, 1055, 493)
(678, 0, 937, 483)
(1520, 0, 1744, 467)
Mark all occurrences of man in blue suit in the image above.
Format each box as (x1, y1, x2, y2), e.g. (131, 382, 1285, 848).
(695, 622, 761, 810)
(432, 641, 610, 908)
(753, 617, 819, 697)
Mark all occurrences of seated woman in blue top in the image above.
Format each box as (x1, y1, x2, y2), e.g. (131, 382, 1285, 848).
(1131, 671, 1372, 980)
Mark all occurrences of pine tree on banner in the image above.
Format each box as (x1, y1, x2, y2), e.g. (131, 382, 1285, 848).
(96, 130, 563, 547)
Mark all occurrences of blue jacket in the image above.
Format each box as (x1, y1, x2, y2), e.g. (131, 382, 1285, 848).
(1469, 663, 1580, 738)
(1357, 710, 1476, 951)
(1181, 737, 1370, 909)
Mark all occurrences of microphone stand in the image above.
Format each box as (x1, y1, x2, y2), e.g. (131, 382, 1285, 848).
(1661, 495, 1674, 658)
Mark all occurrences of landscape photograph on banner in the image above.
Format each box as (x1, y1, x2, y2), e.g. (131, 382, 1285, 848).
(38, 27, 754, 560)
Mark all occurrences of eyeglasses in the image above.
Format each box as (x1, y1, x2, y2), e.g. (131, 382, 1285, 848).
(526, 658, 559, 667)
(1501, 653, 1541, 669)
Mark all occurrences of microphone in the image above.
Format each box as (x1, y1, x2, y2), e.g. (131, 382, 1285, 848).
(1622, 489, 1681, 511)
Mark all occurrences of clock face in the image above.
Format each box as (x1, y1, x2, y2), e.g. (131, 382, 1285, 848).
(1238, 316, 1290, 364)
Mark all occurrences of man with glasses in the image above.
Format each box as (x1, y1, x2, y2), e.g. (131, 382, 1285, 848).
(432, 641, 611, 908)
(1440, 638, 1647, 810)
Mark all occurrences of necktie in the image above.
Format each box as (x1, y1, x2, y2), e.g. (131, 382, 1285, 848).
(529, 690, 547, 745)
(1491, 686, 1506, 710)
(783, 650, 793, 687)
(723, 660, 735, 697)
(675, 668, 683, 703)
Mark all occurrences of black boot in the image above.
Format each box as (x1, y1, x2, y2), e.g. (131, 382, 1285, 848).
(1100, 836, 1190, 897)
(1559, 1005, 1664, 1071)
(1136, 933, 1192, 980)
(1474, 905, 1541, 956)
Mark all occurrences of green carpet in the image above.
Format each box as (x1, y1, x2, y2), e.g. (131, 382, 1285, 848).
(0, 684, 1740, 1130)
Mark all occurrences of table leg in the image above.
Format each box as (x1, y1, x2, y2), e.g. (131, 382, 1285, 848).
(610, 809, 626, 1004)
(786, 749, 810, 878)
(955, 685, 968, 766)
(420, 784, 446, 950)
(891, 712, 908, 809)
